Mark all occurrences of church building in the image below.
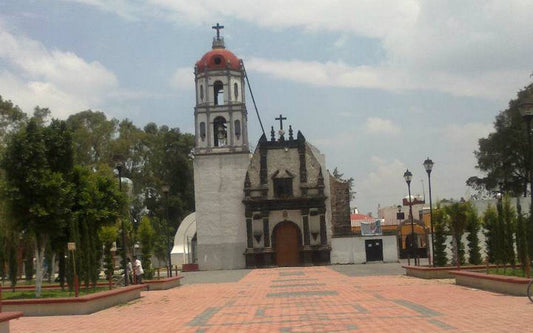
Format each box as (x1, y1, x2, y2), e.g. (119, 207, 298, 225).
(172, 25, 336, 270)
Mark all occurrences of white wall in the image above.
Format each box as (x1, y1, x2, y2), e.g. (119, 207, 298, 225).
(331, 235, 398, 264)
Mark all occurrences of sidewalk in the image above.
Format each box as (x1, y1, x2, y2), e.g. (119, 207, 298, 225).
(11, 264, 532, 332)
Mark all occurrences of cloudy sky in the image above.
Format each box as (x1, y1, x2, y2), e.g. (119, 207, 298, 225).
(1, 1, 532, 215)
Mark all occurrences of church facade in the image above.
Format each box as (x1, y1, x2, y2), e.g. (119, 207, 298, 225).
(181, 25, 334, 270)
(243, 129, 332, 267)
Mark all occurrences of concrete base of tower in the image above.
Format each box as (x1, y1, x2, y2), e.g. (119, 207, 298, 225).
(197, 242, 246, 270)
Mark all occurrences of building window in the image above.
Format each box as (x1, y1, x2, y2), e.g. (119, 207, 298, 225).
(234, 83, 238, 100)
(200, 84, 204, 101)
(213, 116, 227, 147)
(234, 119, 241, 139)
(200, 122, 206, 141)
(274, 178, 293, 198)
(214, 81, 224, 106)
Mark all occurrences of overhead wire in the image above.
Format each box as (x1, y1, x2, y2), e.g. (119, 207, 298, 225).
(241, 61, 266, 137)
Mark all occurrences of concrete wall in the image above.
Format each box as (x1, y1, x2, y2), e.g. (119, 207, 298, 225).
(331, 235, 398, 264)
(194, 153, 250, 270)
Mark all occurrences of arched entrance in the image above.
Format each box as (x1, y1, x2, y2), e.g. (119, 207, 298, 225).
(273, 221, 302, 267)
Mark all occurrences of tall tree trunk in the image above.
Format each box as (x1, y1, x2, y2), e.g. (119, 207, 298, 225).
(34, 236, 48, 298)
(452, 234, 460, 269)
(49, 253, 56, 283)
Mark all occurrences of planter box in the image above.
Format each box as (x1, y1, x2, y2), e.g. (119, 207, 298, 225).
(144, 276, 183, 291)
(451, 270, 531, 296)
(0, 312, 23, 333)
(10, 282, 112, 291)
(2, 284, 145, 316)
(403, 264, 501, 279)
(182, 263, 198, 272)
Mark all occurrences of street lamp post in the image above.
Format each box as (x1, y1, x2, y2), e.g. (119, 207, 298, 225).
(423, 158, 435, 267)
(116, 163, 128, 286)
(161, 184, 172, 277)
(518, 95, 533, 278)
(404, 169, 417, 266)
(396, 205, 405, 259)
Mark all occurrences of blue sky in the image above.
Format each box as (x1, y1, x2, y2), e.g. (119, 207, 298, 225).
(1, 1, 533, 215)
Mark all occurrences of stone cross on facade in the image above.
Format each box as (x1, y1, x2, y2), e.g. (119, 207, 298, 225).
(275, 114, 287, 130)
(212, 23, 224, 39)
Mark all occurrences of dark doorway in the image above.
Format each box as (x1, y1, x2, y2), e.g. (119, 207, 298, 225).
(274, 221, 301, 266)
(365, 239, 383, 262)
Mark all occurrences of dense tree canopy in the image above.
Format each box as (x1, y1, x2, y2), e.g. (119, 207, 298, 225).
(0, 95, 195, 291)
(469, 82, 533, 197)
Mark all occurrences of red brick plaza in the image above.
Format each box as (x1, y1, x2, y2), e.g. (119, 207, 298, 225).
(11, 266, 533, 332)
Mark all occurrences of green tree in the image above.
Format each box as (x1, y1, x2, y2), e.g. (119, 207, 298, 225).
(444, 202, 469, 267)
(465, 204, 482, 265)
(515, 198, 530, 275)
(483, 204, 499, 264)
(501, 195, 516, 267)
(138, 216, 155, 279)
(469, 82, 533, 261)
(66, 110, 118, 166)
(99, 225, 118, 282)
(432, 206, 448, 267)
(71, 165, 126, 289)
(0, 95, 27, 151)
(2, 118, 72, 297)
(151, 216, 165, 266)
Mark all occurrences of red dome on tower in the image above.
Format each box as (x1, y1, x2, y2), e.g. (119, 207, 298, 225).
(196, 48, 241, 72)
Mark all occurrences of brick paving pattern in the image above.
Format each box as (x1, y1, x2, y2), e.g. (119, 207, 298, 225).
(10, 266, 533, 332)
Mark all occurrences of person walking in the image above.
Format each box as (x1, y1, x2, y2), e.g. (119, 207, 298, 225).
(133, 256, 144, 284)
(126, 258, 133, 285)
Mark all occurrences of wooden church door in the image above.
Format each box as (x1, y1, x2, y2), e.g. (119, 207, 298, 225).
(274, 222, 301, 266)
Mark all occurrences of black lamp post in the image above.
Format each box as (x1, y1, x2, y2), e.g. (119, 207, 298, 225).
(404, 169, 417, 266)
(116, 163, 128, 286)
(161, 184, 172, 277)
(396, 205, 404, 259)
(423, 158, 435, 267)
(518, 95, 533, 278)
(496, 187, 504, 266)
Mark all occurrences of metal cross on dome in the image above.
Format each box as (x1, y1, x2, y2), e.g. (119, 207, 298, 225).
(275, 114, 287, 130)
(212, 23, 224, 39)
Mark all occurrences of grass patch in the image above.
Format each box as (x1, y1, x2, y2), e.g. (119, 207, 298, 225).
(2, 286, 111, 300)
(487, 267, 527, 278)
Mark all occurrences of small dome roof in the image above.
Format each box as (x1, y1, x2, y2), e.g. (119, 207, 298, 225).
(196, 48, 241, 72)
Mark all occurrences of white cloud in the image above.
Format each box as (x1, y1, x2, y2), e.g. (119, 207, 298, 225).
(364, 117, 400, 135)
(441, 122, 493, 153)
(0, 25, 118, 117)
(333, 35, 348, 49)
(63, 0, 533, 101)
(170, 67, 194, 90)
(0, 70, 88, 118)
(244, 57, 529, 100)
(356, 157, 408, 207)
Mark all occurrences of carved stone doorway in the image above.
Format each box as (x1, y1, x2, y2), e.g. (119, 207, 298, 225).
(274, 221, 301, 266)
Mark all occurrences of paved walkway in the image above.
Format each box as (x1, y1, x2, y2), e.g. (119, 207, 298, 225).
(10, 265, 533, 332)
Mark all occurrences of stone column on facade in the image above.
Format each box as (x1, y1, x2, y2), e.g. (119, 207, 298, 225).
(229, 108, 235, 147)
(262, 212, 273, 266)
(246, 218, 253, 248)
(244, 208, 255, 268)
(319, 211, 327, 246)
(301, 208, 312, 265)
(319, 208, 331, 263)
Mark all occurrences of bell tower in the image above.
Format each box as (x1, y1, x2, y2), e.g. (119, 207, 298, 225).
(194, 23, 249, 154)
(192, 24, 250, 270)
